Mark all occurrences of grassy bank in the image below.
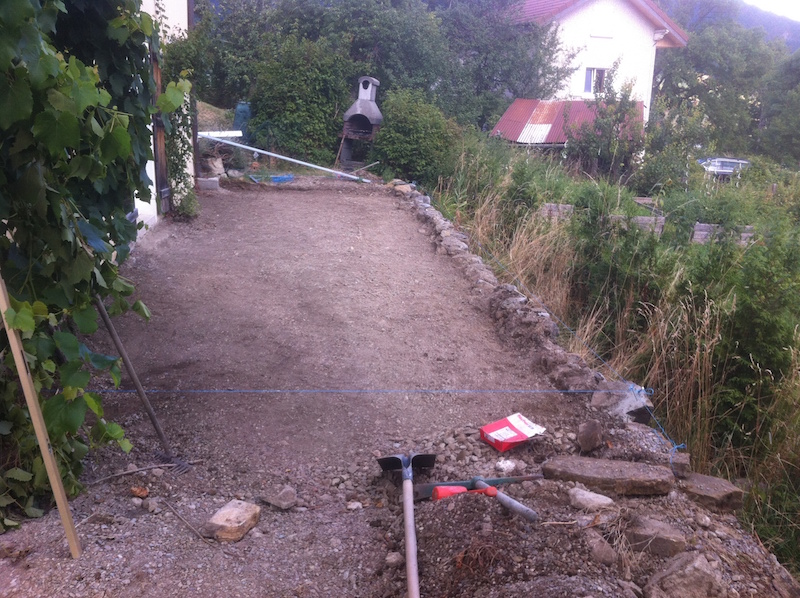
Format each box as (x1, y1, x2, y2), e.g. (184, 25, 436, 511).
(434, 134, 800, 572)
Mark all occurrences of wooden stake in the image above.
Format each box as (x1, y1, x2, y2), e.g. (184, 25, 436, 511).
(0, 272, 82, 559)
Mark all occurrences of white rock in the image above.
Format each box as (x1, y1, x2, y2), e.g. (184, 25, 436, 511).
(569, 487, 615, 511)
(346, 501, 363, 511)
(385, 552, 404, 568)
(204, 499, 261, 542)
(696, 513, 712, 528)
(495, 459, 516, 474)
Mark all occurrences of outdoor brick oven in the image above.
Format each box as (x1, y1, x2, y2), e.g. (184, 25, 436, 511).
(339, 76, 382, 164)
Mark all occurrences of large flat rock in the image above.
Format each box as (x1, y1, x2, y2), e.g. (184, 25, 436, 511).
(626, 517, 686, 557)
(680, 472, 744, 511)
(542, 456, 674, 495)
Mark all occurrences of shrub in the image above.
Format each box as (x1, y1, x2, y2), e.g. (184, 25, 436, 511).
(372, 89, 460, 186)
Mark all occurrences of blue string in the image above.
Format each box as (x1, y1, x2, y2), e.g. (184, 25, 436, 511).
(95, 387, 616, 395)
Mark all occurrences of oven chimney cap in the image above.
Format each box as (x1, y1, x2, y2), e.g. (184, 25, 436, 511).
(357, 76, 380, 101)
(343, 76, 383, 125)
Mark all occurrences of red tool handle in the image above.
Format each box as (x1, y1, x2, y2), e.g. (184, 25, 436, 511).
(432, 485, 499, 500)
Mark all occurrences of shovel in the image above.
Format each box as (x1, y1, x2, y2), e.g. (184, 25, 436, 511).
(377, 452, 435, 598)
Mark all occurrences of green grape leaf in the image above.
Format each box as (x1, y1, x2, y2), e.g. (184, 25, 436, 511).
(4, 468, 33, 482)
(71, 304, 98, 334)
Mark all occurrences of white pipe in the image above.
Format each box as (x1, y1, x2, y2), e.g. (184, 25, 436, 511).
(198, 134, 371, 183)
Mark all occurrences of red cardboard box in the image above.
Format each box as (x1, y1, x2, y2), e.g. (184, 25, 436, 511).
(480, 413, 546, 452)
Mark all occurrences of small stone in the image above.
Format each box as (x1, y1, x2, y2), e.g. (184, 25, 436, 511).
(696, 513, 712, 528)
(495, 459, 516, 474)
(151, 468, 165, 477)
(577, 420, 604, 453)
(346, 501, 363, 511)
(569, 487, 615, 511)
(644, 552, 725, 598)
(202, 500, 261, 543)
(264, 486, 297, 510)
(131, 497, 143, 508)
(584, 528, 616, 566)
(681, 473, 744, 511)
(385, 552, 404, 568)
(625, 516, 686, 557)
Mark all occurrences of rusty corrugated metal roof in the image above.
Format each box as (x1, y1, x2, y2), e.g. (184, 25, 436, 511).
(492, 98, 643, 146)
(491, 99, 540, 144)
(492, 99, 595, 145)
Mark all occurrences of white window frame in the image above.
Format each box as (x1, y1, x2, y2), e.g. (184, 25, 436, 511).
(584, 68, 607, 94)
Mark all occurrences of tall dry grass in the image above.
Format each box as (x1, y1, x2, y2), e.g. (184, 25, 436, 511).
(610, 290, 732, 469)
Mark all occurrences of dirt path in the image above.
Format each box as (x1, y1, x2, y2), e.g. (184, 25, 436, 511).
(110, 178, 562, 463)
(2, 178, 796, 598)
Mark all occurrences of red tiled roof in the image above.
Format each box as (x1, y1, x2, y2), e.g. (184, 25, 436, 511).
(514, 0, 688, 48)
(491, 98, 643, 145)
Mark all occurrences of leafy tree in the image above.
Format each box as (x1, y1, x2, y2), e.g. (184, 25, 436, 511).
(165, 0, 272, 107)
(653, 18, 785, 155)
(1, 0, 183, 530)
(565, 70, 645, 181)
(249, 35, 361, 164)
(323, 0, 449, 94)
(759, 50, 800, 165)
(434, 0, 573, 127)
(633, 96, 708, 197)
(655, 0, 738, 32)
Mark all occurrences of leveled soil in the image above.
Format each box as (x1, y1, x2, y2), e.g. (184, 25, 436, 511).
(1, 178, 798, 597)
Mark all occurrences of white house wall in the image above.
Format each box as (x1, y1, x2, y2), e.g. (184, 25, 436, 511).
(555, 0, 658, 121)
(135, 0, 190, 233)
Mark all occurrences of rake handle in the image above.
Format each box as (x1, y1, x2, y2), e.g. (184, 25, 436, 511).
(402, 477, 421, 598)
(95, 295, 174, 458)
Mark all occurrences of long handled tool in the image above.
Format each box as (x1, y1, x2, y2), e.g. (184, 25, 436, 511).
(416, 474, 541, 522)
(473, 476, 539, 522)
(431, 485, 498, 500)
(414, 474, 543, 501)
(94, 296, 191, 474)
(378, 452, 435, 598)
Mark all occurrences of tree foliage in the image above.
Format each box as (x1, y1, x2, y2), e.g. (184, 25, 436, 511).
(433, 0, 573, 128)
(759, 50, 800, 165)
(653, 20, 783, 155)
(167, 0, 573, 162)
(249, 35, 361, 165)
(1, 0, 181, 531)
(565, 70, 645, 181)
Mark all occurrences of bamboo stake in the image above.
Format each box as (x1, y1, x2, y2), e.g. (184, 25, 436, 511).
(0, 272, 82, 558)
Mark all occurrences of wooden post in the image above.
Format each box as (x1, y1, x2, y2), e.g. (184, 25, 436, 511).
(0, 272, 82, 559)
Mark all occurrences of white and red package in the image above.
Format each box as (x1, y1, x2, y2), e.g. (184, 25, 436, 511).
(480, 413, 546, 452)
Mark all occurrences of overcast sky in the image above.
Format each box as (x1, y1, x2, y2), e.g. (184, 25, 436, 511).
(741, 0, 800, 22)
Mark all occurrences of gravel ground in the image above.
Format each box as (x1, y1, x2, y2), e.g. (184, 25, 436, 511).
(1, 178, 798, 597)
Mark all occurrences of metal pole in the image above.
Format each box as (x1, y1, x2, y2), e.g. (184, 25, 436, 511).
(198, 134, 371, 183)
